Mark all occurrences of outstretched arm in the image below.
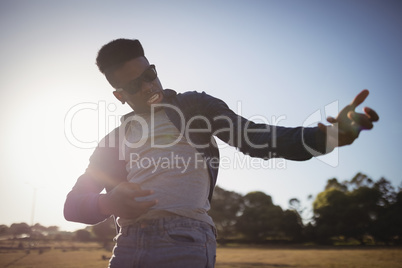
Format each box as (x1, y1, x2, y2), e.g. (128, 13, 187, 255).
(318, 89, 379, 147)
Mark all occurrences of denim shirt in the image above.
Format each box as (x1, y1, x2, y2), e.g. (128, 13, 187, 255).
(64, 89, 328, 224)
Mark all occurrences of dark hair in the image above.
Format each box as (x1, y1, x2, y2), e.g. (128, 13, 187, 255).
(96, 39, 145, 74)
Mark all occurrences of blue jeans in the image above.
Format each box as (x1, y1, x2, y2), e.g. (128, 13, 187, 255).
(109, 216, 217, 267)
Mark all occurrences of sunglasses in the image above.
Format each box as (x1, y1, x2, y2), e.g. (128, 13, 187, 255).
(116, 64, 157, 94)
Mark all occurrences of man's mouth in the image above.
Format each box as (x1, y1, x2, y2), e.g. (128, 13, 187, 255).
(146, 92, 162, 105)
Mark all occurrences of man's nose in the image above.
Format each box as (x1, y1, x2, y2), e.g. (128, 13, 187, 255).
(141, 81, 153, 94)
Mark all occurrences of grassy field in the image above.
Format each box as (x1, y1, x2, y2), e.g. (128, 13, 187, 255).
(216, 246, 402, 268)
(1, 243, 402, 267)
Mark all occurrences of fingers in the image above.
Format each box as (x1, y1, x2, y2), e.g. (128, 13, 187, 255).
(124, 182, 142, 191)
(102, 182, 158, 219)
(129, 189, 155, 198)
(347, 111, 374, 130)
(114, 182, 156, 203)
(118, 182, 153, 198)
(123, 183, 155, 199)
(326, 116, 337, 124)
(321, 90, 378, 148)
(121, 190, 157, 218)
(350, 89, 369, 109)
(364, 107, 379, 122)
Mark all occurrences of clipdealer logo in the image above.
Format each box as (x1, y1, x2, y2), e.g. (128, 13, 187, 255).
(64, 101, 121, 149)
(64, 100, 339, 167)
(127, 152, 287, 173)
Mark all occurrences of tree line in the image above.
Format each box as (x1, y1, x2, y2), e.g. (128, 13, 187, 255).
(0, 223, 60, 239)
(1, 173, 401, 246)
(210, 172, 402, 245)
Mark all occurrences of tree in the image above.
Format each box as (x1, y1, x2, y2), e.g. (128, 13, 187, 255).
(46, 226, 59, 234)
(289, 197, 311, 222)
(313, 187, 349, 243)
(348, 173, 373, 189)
(313, 174, 400, 245)
(0, 225, 9, 236)
(289, 198, 302, 213)
(91, 217, 116, 246)
(345, 186, 379, 243)
(370, 184, 402, 244)
(30, 223, 47, 239)
(9, 223, 31, 238)
(75, 229, 91, 242)
(313, 179, 380, 244)
(236, 191, 285, 242)
(374, 177, 396, 207)
(325, 178, 347, 192)
(281, 209, 303, 242)
(209, 186, 243, 240)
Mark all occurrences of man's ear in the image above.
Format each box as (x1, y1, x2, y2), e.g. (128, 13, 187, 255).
(113, 91, 126, 104)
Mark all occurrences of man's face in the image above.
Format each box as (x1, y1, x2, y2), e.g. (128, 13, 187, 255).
(107, 57, 164, 114)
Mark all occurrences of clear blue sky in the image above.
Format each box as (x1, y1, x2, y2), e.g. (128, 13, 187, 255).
(0, 0, 401, 231)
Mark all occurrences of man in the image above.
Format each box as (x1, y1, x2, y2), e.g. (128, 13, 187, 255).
(64, 39, 379, 267)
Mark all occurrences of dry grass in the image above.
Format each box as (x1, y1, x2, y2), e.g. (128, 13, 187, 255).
(216, 246, 402, 268)
(0, 249, 109, 268)
(0, 241, 110, 268)
(1, 243, 401, 267)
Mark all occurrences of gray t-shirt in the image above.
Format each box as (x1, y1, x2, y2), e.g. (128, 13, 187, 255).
(117, 109, 214, 227)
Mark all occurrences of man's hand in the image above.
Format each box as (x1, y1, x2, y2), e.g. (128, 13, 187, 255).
(318, 89, 379, 147)
(98, 182, 157, 219)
